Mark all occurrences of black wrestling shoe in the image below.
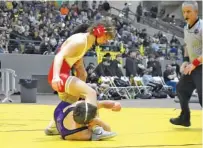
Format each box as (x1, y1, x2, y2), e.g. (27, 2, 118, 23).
(170, 112, 191, 127)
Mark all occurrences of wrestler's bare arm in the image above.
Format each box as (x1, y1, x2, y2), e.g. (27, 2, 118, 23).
(73, 58, 87, 82)
(87, 101, 121, 131)
(88, 117, 111, 132)
(98, 100, 121, 110)
(53, 38, 86, 79)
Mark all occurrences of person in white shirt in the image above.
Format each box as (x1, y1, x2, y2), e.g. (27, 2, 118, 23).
(170, 1, 202, 127)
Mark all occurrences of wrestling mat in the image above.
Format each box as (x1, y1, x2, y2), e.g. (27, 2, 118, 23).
(0, 104, 202, 148)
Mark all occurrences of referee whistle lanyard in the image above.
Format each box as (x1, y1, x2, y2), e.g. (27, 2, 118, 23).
(186, 19, 201, 34)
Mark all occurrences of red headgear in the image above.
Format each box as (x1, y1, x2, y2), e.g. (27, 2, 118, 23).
(93, 25, 106, 38)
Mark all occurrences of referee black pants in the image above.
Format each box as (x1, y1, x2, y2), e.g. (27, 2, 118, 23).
(176, 65, 202, 117)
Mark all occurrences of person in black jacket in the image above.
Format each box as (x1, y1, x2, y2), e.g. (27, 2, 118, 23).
(125, 50, 138, 77)
(147, 54, 162, 76)
(94, 53, 112, 77)
(110, 54, 124, 77)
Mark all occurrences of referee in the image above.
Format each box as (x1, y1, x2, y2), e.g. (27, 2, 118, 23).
(170, 1, 202, 127)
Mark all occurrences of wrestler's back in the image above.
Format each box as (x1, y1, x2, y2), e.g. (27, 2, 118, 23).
(55, 102, 89, 140)
(61, 33, 88, 68)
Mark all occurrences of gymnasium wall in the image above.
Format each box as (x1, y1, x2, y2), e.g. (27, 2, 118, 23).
(0, 54, 177, 93)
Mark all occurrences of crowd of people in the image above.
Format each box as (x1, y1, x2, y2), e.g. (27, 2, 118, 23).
(0, 1, 183, 59)
(86, 50, 180, 94)
(0, 0, 183, 96)
(0, 2, 200, 141)
(0, 1, 184, 98)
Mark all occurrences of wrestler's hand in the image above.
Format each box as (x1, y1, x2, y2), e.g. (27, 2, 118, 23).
(184, 64, 196, 75)
(111, 102, 121, 112)
(51, 76, 63, 92)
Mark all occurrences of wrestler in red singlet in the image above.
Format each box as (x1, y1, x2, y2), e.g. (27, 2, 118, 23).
(47, 19, 116, 103)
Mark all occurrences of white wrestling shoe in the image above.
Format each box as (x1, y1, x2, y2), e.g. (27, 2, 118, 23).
(44, 127, 60, 136)
(91, 126, 117, 141)
(44, 120, 59, 136)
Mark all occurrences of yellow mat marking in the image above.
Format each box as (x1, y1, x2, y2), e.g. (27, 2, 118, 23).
(0, 104, 202, 148)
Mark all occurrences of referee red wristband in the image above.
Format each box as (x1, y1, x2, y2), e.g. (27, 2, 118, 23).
(192, 58, 201, 67)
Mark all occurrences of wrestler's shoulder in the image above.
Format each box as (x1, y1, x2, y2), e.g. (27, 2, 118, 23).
(67, 33, 86, 43)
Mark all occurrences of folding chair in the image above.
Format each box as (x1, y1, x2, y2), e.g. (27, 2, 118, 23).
(120, 76, 136, 99)
(109, 77, 131, 99)
(153, 76, 173, 91)
(100, 76, 131, 100)
(133, 77, 151, 95)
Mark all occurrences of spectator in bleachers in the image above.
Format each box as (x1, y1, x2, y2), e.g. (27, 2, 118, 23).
(163, 64, 177, 93)
(144, 36, 152, 48)
(125, 50, 138, 77)
(139, 29, 147, 39)
(150, 6, 158, 18)
(60, 4, 69, 17)
(171, 60, 181, 79)
(136, 3, 142, 23)
(23, 43, 36, 54)
(159, 34, 168, 44)
(147, 54, 162, 76)
(94, 53, 112, 77)
(162, 14, 170, 23)
(39, 37, 51, 54)
(169, 35, 180, 58)
(136, 53, 146, 76)
(86, 63, 99, 84)
(170, 15, 176, 25)
(151, 39, 159, 52)
(0, 0, 183, 66)
(98, 1, 103, 11)
(92, 1, 97, 10)
(122, 2, 130, 19)
(110, 54, 124, 77)
(169, 44, 178, 57)
(170, 35, 180, 46)
(159, 8, 165, 18)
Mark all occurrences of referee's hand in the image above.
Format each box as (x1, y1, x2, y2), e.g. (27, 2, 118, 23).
(180, 62, 188, 74)
(184, 64, 196, 75)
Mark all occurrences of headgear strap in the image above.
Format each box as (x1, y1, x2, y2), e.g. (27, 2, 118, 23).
(93, 25, 106, 38)
(84, 102, 88, 123)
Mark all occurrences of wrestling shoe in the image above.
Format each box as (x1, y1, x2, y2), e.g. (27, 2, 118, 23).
(44, 127, 60, 136)
(91, 126, 117, 141)
(170, 112, 191, 127)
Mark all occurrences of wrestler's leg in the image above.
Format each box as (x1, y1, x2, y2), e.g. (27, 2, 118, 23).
(45, 101, 72, 136)
(65, 129, 92, 141)
(45, 92, 87, 136)
(65, 127, 116, 141)
(65, 76, 97, 106)
(46, 76, 105, 136)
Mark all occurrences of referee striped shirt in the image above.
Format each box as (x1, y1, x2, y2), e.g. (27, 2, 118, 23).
(184, 19, 202, 62)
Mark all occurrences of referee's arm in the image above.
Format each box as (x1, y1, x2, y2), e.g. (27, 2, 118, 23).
(184, 45, 189, 57)
(183, 45, 202, 63)
(197, 56, 202, 63)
